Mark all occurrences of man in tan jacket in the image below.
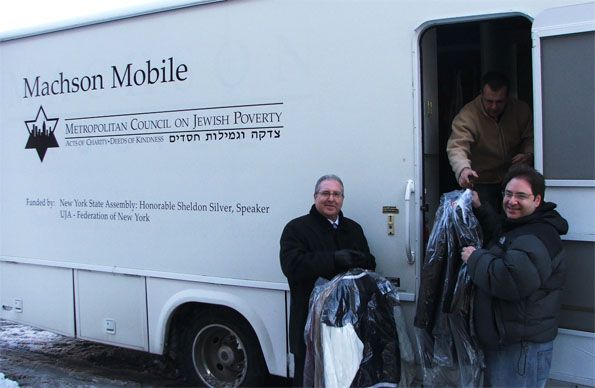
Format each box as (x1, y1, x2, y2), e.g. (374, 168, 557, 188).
(447, 71, 533, 210)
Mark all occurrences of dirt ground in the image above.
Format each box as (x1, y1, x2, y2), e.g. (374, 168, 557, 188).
(0, 319, 289, 387)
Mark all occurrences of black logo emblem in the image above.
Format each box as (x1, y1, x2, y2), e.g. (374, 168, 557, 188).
(25, 106, 59, 162)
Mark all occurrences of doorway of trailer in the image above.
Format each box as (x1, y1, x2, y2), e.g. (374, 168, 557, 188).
(420, 15, 533, 226)
(419, 6, 594, 386)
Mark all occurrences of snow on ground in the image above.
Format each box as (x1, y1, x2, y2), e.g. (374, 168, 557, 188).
(0, 373, 19, 388)
(0, 319, 183, 387)
(1, 320, 63, 350)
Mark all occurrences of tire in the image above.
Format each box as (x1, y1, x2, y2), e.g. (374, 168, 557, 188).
(178, 308, 268, 387)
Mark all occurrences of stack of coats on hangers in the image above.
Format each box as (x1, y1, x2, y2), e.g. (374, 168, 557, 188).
(303, 269, 402, 387)
(414, 189, 485, 387)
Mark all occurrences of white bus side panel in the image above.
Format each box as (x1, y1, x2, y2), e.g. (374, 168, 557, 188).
(75, 270, 149, 350)
(0, 262, 75, 336)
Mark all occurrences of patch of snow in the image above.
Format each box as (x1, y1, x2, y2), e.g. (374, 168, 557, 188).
(0, 373, 19, 388)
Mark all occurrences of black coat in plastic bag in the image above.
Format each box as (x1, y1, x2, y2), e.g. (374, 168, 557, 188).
(304, 269, 401, 387)
(413, 189, 485, 387)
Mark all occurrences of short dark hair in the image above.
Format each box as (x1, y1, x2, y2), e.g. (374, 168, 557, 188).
(503, 164, 546, 200)
(481, 71, 510, 94)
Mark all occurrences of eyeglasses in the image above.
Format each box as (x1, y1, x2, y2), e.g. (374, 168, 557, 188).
(503, 190, 534, 201)
(317, 191, 344, 199)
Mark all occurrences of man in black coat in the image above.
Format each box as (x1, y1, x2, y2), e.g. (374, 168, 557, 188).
(280, 174, 376, 387)
(461, 165, 568, 387)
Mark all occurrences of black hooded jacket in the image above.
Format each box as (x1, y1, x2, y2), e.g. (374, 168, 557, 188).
(467, 201, 569, 348)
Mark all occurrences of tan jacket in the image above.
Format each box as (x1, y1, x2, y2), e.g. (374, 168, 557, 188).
(447, 95, 533, 184)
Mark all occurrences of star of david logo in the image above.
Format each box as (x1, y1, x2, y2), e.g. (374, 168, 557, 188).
(24, 106, 59, 162)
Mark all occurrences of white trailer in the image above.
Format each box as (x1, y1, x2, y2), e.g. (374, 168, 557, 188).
(1, 0, 593, 386)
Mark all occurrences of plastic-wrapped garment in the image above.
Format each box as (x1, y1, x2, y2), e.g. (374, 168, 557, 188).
(413, 189, 484, 387)
(304, 269, 401, 387)
(394, 305, 416, 388)
(321, 324, 364, 387)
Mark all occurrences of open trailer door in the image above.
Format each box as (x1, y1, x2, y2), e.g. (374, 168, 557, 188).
(532, 3, 595, 385)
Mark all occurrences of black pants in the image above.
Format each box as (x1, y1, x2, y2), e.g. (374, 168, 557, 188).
(293, 350, 305, 387)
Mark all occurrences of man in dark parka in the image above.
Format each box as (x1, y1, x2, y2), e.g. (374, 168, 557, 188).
(280, 174, 376, 387)
(461, 165, 568, 387)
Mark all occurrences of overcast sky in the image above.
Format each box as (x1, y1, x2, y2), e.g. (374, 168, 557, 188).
(0, 0, 166, 35)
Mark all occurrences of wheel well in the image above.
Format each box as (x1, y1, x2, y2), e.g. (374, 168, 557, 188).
(164, 302, 266, 370)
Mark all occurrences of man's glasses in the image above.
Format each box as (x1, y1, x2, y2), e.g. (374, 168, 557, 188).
(503, 190, 534, 201)
(317, 191, 344, 199)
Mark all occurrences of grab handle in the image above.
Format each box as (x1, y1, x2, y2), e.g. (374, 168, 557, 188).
(404, 179, 415, 265)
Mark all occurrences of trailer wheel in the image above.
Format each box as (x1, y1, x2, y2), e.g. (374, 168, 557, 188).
(179, 308, 267, 387)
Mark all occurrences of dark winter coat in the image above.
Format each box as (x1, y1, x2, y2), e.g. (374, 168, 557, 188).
(414, 190, 482, 330)
(467, 201, 568, 348)
(413, 190, 485, 387)
(280, 205, 375, 360)
(304, 270, 400, 387)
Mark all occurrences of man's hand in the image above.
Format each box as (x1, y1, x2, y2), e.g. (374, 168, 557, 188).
(461, 246, 476, 263)
(458, 167, 479, 188)
(334, 249, 372, 271)
(511, 152, 533, 165)
(471, 190, 481, 208)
